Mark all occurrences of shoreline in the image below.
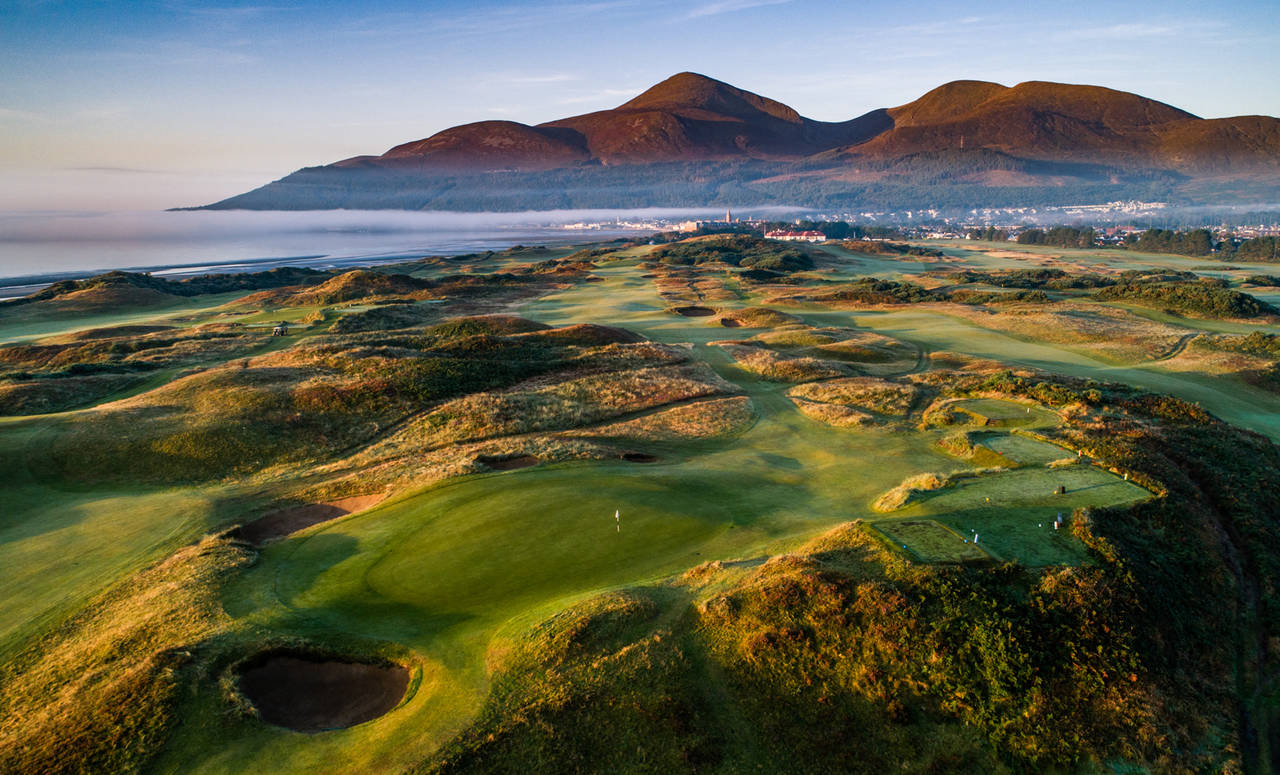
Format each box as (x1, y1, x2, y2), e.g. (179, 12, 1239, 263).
(0, 230, 643, 300)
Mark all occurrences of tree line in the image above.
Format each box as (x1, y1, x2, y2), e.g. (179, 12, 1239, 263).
(971, 225, 1278, 262)
(966, 226, 1007, 241)
(1016, 226, 1096, 248)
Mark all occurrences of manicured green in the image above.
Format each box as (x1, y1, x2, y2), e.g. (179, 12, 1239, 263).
(977, 432, 1072, 465)
(874, 519, 991, 563)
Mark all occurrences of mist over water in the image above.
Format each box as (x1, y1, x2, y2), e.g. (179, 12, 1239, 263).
(0, 208, 779, 290)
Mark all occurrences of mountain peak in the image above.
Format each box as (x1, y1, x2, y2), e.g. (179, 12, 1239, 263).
(618, 72, 802, 123)
(996, 80, 1199, 123)
(888, 80, 1008, 127)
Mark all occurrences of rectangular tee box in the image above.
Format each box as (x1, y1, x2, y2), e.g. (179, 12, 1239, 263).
(873, 519, 991, 564)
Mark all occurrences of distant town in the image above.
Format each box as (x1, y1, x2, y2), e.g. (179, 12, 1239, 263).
(555, 200, 1280, 246)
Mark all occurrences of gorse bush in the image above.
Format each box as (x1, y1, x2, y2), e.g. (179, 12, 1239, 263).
(1095, 282, 1279, 318)
(838, 240, 944, 258)
(813, 278, 941, 305)
(650, 235, 814, 273)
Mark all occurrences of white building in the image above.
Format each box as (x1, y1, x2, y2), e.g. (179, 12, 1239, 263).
(764, 229, 826, 243)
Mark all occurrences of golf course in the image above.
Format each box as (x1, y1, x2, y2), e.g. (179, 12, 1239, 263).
(4, 235, 1280, 773)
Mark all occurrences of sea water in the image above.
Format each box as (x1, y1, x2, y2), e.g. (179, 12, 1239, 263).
(0, 208, 726, 298)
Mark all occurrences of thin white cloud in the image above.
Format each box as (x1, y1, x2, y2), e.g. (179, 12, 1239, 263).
(491, 73, 580, 85)
(884, 16, 987, 36)
(1092, 23, 1176, 39)
(168, 3, 298, 21)
(683, 0, 792, 20)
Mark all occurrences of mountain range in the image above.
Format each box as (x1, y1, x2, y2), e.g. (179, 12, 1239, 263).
(197, 72, 1280, 212)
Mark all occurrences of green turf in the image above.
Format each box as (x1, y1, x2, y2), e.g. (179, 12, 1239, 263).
(0, 419, 239, 657)
(141, 256, 1165, 772)
(812, 307, 1280, 441)
(977, 432, 1073, 465)
(873, 519, 991, 563)
(951, 398, 1059, 427)
(900, 465, 1151, 566)
(3, 242, 1266, 773)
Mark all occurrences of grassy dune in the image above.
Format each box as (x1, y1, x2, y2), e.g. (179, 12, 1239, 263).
(4, 238, 1280, 773)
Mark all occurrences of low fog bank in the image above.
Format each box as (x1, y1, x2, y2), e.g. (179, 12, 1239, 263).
(0, 207, 801, 244)
(0, 207, 804, 288)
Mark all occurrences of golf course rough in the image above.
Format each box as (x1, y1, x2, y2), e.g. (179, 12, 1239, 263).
(3, 236, 1280, 773)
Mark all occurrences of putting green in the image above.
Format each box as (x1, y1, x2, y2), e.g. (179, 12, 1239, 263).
(951, 398, 1059, 427)
(903, 465, 1151, 566)
(274, 468, 751, 637)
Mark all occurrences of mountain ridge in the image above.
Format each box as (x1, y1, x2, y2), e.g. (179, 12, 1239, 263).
(197, 72, 1280, 211)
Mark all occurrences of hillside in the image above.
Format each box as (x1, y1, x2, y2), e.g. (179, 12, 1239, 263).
(195, 73, 1280, 211)
(830, 80, 1279, 173)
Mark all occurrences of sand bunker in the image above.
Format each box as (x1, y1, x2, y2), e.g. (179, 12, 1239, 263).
(234, 494, 383, 545)
(239, 654, 409, 733)
(719, 318, 741, 327)
(621, 452, 659, 463)
(478, 454, 540, 470)
(672, 305, 715, 317)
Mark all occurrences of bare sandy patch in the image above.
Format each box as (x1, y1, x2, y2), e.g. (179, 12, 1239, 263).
(234, 494, 383, 544)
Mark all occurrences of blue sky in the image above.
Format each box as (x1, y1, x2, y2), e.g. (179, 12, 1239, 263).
(2, 0, 1278, 210)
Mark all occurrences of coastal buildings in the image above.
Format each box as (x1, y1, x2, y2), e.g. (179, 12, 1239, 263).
(764, 229, 826, 242)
